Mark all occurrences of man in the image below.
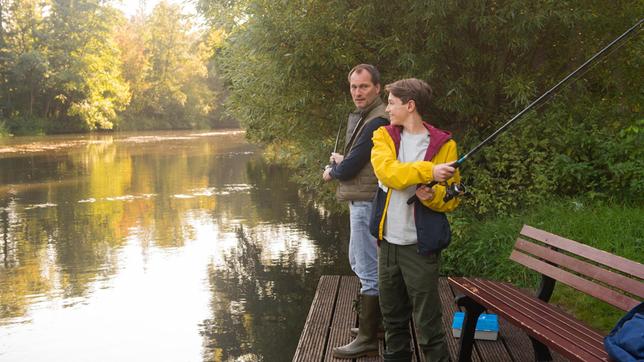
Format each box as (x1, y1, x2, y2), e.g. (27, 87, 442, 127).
(322, 64, 389, 358)
(370, 78, 458, 362)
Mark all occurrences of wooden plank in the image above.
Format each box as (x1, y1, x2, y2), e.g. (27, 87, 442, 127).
(297, 276, 530, 362)
(496, 312, 571, 362)
(325, 276, 361, 362)
(520, 225, 644, 279)
(448, 279, 570, 362)
(497, 313, 541, 361)
(439, 278, 483, 362)
(473, 339, 513, 362)
(515, 238, 644, 299)
(443, 277, 515, 362)
(294, 275, 340, 362)
(449, 277, 607, 362)
(480, 279, 606, 357)
(463, 280, 604, 362)
(510, 250, 639, 311)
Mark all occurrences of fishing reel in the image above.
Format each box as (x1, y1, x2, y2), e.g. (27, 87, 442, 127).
(443, 182, 470, 202)
(323, 161, 336, 171)
(408, 181, 470, 205)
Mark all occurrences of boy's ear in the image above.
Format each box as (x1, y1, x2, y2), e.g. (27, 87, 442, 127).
(407, 99, 416, 113)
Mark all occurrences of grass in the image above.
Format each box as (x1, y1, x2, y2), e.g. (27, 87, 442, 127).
(442, 197, 643, 332)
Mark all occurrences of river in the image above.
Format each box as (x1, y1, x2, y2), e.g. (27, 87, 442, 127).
(0, 130, 350, 362)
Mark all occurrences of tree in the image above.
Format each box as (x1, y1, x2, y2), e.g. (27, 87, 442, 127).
(11, 50, 47, 115)
(45, 0, 130, 131)
(114, 12, 150, 117)
(0, 0, 48, 119)
(0, 0, 130, 133)
(117, 1, 214, 130)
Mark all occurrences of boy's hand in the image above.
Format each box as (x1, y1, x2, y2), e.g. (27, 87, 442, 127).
(432, 163, 455, 182)
(415, 185, 435, 201)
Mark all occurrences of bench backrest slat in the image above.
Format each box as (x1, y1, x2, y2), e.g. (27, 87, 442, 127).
(510, 250, 640, 311)
(520, 225, 644, 279)
(515, 238, 644, 299)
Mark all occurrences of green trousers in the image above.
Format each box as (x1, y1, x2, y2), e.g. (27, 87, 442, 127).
(378, 240, 449, 362)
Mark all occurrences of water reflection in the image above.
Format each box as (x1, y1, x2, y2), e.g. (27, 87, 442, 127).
(0, 130, 349, 361)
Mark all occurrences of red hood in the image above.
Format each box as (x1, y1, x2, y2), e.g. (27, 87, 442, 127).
(384, 122, 452, 161)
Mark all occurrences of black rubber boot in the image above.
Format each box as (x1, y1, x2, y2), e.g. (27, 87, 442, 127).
(349, 325, 384, 339)
(332, 294, 381, 358)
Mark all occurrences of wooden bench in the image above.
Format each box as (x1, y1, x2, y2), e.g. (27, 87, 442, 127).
(448, 225, 644, 362)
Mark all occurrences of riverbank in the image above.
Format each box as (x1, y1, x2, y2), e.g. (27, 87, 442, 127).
(0, 129, 245, 158)
(443, 197, 642, 333)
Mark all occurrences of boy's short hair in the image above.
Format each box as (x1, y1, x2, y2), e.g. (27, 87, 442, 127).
(385, 78, 433, 118)
(348, 64, 381, 86)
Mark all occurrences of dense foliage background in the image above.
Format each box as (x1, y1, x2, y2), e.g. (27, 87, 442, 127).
(0, 0, 231, 134)
(198, 0, 643, 214)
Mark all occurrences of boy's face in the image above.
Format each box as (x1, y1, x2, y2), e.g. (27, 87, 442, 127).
(386, 93, 411, 126)
(349, 70, 380, 109)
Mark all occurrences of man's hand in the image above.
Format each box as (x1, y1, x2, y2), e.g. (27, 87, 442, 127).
(330, 152, 344, 165)
(415, 185, 435, 201)
(432, 163, 455, 182)
(322, 166, 333, 182)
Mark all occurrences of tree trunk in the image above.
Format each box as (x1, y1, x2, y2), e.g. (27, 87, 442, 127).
(0, 1, 4, 47)
(45, 97, 51, 118)
(29, 87, 34, 115)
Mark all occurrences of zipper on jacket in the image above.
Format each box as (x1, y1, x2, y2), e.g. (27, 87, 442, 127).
(378, 189, 393, 240)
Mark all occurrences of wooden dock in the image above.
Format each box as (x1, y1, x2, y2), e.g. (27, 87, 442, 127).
(293, 275, 569, 361)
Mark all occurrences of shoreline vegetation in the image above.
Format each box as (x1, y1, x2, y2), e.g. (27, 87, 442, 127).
(0, 1, 235, 136)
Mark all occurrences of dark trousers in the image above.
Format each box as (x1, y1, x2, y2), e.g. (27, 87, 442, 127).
(379, 240, 449, 362)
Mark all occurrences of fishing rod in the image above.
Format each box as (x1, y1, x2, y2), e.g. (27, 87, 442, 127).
(324, 117, 345, 170)
(332, 118, 343, 156)
(407, 18, 643, 205)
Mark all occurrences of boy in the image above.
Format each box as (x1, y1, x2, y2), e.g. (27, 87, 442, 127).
(370, 78, 460, 361)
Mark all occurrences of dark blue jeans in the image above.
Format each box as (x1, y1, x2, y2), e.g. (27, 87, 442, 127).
(349, 201, 379, 295)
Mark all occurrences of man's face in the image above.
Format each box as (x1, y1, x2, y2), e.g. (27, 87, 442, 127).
(349, 70, 380, 109)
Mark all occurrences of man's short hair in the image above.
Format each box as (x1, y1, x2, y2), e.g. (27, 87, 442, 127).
(348, 64, 381, 86)
(385, 78, 433, 118)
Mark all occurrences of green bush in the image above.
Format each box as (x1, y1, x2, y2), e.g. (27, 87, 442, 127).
(553, 116, 643, 201)
(457, 113, 557, 216)
(5, 115, 46, 136)
(0, 119, 11, 137)
(455, 92, 642, 216)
